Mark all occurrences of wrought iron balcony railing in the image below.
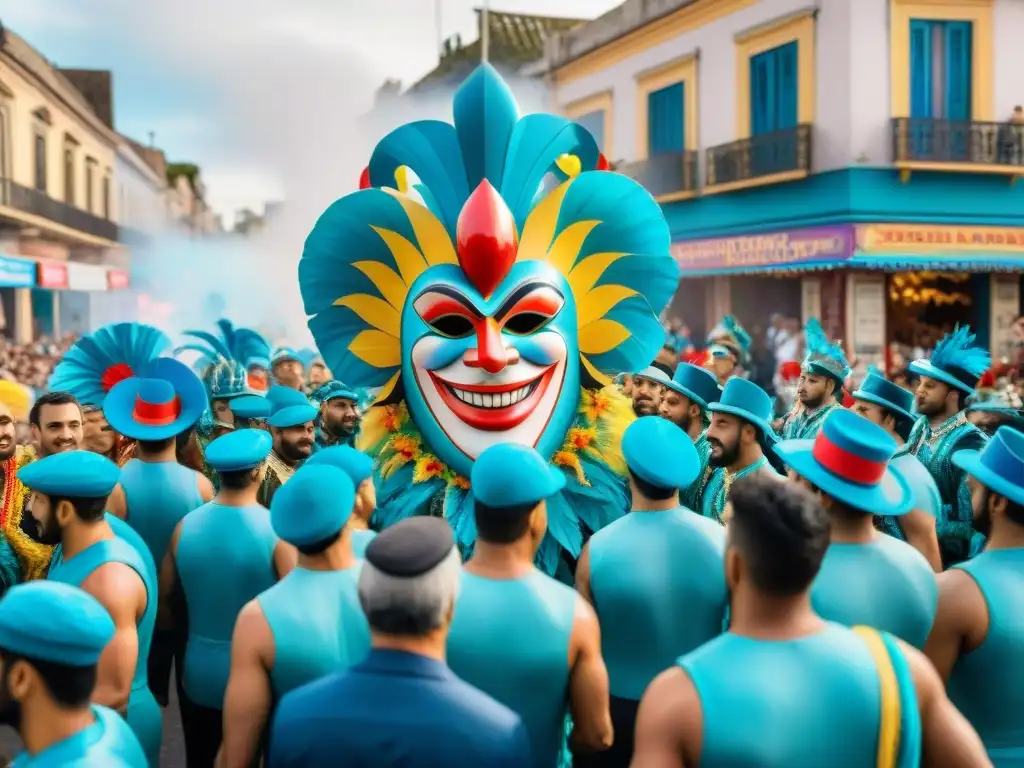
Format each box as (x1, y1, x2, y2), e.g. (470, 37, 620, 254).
(705, 124, 812, 188)
(616, 150, 699, 199)
(892, 117, 1024, 167)
(0, 179, 119, 242)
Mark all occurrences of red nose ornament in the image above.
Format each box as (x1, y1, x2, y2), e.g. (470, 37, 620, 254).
(456, 181, 518, 300)
(596, 153, 610, 171)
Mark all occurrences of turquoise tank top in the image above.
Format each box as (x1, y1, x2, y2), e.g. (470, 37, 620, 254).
(48, 538, 162, 767)
(678, 624, 882, 766)
(9, 705, 147, 768)
(120, 459, 203, 569)
(258, 566, 371, 697)
(176, 502, 278, 709)
(589, 508, 727, 700)
(50, 514, 156, 584)
(948, 549, 1024, 765)
(447, 570, 576, 768)
(352, 529, 375, 559)
(811, 535, 938, 648)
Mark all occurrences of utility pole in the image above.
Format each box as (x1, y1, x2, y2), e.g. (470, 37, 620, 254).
(481, 0, 490, 63)
(436, 0, 443, 59)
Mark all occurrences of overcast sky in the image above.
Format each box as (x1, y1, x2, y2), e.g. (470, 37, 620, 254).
(0, 0, 621, 218)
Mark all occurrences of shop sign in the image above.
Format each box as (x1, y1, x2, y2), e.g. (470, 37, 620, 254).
(0, 255, 37, 288)
(107, 269, 130, 290)
(671, 225, 855, 271)
(67, 262, 109, 292)
(36, 262, 69, 290)
(858, 224, 1024, 253)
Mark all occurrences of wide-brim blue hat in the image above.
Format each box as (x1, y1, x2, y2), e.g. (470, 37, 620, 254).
(774, 409, 913, 516)
(851, 373, 915, 423)
(707, 377, 775, 439)
(664, 363, 721, 410)
(907, 359, 976, 394)
(953, 425, 1024, 507)
(104, 358, 207, 441)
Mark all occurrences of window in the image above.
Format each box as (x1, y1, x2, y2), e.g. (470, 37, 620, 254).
(34, 133, 47, 192)
(63, 146, 75, 205)
(575, 109, 606, 153)
(102, 174, 110, 219)
(750, 41, 798, 136)
(910, 20, 972, 120)
(0, 107, 8, 180)
(647, 82, 685, 155)
(85, 158, 96, 213)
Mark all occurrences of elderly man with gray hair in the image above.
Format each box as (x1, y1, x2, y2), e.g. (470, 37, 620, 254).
(267, 516, 532, 768)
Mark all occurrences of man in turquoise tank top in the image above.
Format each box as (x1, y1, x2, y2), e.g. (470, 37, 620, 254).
(850, 372, 942, 569)
(576, 416, 726, 768)
(304, 445, 377, 556)
(447, 443, 613, 768)
(102, 358, 214, 709)
(221, 463, 370, 768)
(779, 319, 848, 441)
(0, 582, 147, 768)
(699, 377, 780, 523)
(631, 474, 989, 768)
(23, 451, 162, 766)
(258, 388, 317, 508)
(776, 409, 938, 648)
(657, 364, 722, 511)
(160, 428, 294, 768)
(926, 426, 1024, 764)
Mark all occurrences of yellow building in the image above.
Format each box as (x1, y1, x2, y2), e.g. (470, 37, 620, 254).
(0, 29, 127, 342)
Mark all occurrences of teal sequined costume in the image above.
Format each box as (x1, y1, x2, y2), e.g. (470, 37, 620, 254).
(873, 420, 931, 540)
(681, 432, 711, 511)
(782, 319, 849, 441)
(699, 457, 775, 523)
(781, 402, 840, 440)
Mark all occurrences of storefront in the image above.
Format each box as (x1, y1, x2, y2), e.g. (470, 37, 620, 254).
(0, 255, 37, 343)
(58, 262, 111, 335)
(671, 223, 1024, 371)
(32, 261, 69, 337)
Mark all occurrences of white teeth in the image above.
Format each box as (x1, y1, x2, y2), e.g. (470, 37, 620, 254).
(449, 383, 535, 409)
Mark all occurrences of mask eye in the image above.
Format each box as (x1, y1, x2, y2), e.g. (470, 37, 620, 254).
(498, 285, 564, 336)
(412, 290, 479, 339)
(426, 314, 475, 338)
(503, 312, 552, 336)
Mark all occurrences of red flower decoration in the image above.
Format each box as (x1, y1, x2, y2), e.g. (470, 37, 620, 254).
(101, 363, 133, 391)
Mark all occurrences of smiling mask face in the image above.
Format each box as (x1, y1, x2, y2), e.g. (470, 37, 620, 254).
(402, 262, 580, 478)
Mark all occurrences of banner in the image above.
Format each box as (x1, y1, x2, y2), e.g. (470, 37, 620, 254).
(67, 262, 108, 291)
(36, 262, 68, 290)
(0, 256, 36, 288)
(672, 225, 855, 271)
(858, 224, 1024, 253)
(107, 269, 130, 290)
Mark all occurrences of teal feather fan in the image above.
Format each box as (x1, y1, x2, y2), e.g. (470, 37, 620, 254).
(176, 319, 272, 371)
(802, 318, 850, 383)
(930, 325, 991, 380)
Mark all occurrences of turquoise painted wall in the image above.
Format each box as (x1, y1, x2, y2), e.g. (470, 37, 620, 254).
(662, 168, 1024, 240)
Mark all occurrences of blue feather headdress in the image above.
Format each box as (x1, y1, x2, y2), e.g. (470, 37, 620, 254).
(707, 315, 751, 362)
(909, 325, 990, 394)
(48, 322, 171, 409)
(801, 318, 850, 389)
(175, 319, 273, 377)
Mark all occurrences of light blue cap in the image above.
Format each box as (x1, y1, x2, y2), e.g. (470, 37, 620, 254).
(267, 387, 318, 428)
(471, 443, 566, 508)
(0, 582, 114, 666)
(230, 394, 271, 421)
(17, 450, 119, 498)
(270, 465, 356, 546)
(622, 416, 700, 491)
(305, 445, 374, 486)
(267, 385, 308, 408)
(205, 428, 272, 472)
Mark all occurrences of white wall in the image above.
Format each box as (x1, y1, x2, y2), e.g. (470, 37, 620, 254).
(993, 0, 1024, 120)
(115, 148, 167, 236)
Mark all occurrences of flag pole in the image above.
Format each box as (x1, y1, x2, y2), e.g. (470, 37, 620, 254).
(481, 0, 490, 63)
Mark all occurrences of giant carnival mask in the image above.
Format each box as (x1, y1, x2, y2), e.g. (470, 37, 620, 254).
(299, 65, 679, 570)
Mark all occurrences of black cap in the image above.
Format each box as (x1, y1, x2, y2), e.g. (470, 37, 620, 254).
(365, 517, 454, 577)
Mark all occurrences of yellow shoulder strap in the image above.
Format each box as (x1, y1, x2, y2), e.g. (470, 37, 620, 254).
(852, 626, 900, 768)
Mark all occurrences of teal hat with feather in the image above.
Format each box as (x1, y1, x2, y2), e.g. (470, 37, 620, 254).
(909, 325, 991, 394)
(175, 318, 273, 373)
(203, 358, 249, 401)
(271, 346, 302, 367)
(801, 318, 850, 396)
(48, 322, 171, 410)
(707, 315, 751, 363)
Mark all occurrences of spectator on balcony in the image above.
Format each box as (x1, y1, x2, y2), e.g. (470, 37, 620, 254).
(999, 106, 1024, 165)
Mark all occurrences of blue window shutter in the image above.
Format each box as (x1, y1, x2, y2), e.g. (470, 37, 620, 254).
(945, 21, 972, 121)
(750, 51, 772, 135)
(910, 20, 933, 118)
(776, 41, 799, 129)
(648, 82, 685, 154)
(576, 109, 605, 152)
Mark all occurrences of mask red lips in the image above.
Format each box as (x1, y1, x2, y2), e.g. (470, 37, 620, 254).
(430, 365, 556, 432)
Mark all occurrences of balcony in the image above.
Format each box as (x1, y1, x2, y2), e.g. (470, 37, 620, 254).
(704, 124, 812, 195)
(0, 179, 119, 242)
(892, 118, 1024, 180)
(616, 151, 699, 202)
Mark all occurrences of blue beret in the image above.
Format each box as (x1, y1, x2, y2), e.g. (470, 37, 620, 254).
(305, 445, 374, 486)
(267, 386, 308, 408)
(17, 450, 119, 498)
(471, 443, 566, 508)
(231, 395, 270, 421)
(0, 582, 114, 666)
(312, 381, 358, 404)
(365, 517, 453, 577)
(622, 416, 700, 491)
(270, 465, 355, 546)
(268, 403, 319, 429)
(206, 429, 272, 472)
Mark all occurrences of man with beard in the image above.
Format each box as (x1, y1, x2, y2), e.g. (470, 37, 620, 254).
(780, 320, 849, 440)
(850, 372, 943, 570)
(307, 358, 331, 390)
(926, 427, 1024, 763)
(630, 366, 670, 417)
(25, 450, 162, 765)
(658, 363, 721, 510)
(576, 417, 725, 768)
(230, 394, 271, 430)
(258, 389, 317, 508)
(0, 581, 147, 767)
(311, 381, 360, 450)
(631, 474, 989, 768)
(271, 348, 306, 392)
(776, 409, 938, 649)
(908, 326, 990, 567)
(699, 378, 779, 523)
(29, 391, 83, 457)
(103, 360, 213, 714)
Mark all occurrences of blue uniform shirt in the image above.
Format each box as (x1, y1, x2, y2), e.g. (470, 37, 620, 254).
(9, 705, 146, 768)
